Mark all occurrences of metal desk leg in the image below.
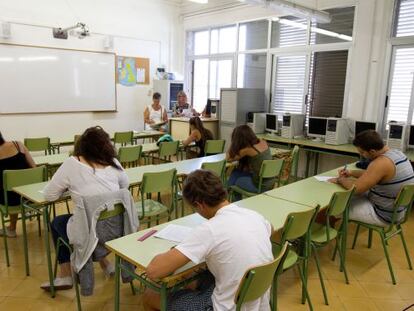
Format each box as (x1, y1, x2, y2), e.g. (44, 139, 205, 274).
(305, 151, 312, 178)
(114, 255, 121, 311)
(43, 205, 55, 297)
(21, 201, 29, 276)
(314, 153, 320, 176)
(160, 283, 168, 311)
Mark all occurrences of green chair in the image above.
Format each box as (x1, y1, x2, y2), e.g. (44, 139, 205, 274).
(134, 168, 177, 227)
(272, 206, 319, 311)
(204, 139, 225, 156)
(350, 184, 414, 284)
(310, 187, 355, 305)
(201, 159, 227, 184)
(154, 141, 180, 163)
(234, 242, 288, 311)
(114, 131, 134, 147)
(24, 137, 50, 155)
(118, 145, 142, 168)
(1, 166, 46, 272)
(280, 145, 300, 185)
(54, 203, 135, 311)
(229, 159, 284, 202)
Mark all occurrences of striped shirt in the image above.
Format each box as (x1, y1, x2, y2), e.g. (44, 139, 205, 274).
(367, 149, 414, 223)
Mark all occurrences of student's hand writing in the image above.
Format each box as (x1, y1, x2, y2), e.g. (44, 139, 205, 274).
(328, 178, 339, 184)
(338, 169, 351, 178)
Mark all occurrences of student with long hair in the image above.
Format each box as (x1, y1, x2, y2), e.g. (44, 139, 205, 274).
(0, 132, 36, 237)
(40, 126, 129, 291)
(182, 117, 213, 158)
(227, 125, 274, 200)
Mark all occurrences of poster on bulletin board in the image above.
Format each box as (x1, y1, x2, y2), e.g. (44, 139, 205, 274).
(116, 55, 150, 86)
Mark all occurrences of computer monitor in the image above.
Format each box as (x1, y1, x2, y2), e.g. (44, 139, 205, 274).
(308, 117, 327, 139)
(205, 99, 219, 118)
(387, 122, 408, 151)
(409, 125, 414, 148)
(265, 114, 278, 134)
(355, 121, 377, 136)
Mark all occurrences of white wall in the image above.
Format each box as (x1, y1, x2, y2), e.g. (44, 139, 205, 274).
(0, 0, 182, 141)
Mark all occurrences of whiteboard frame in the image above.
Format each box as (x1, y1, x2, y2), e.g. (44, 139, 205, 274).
(0, 43, 117, 115)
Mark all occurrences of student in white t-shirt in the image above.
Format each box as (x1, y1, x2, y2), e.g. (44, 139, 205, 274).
(143, 170, 274, 311)
(144, 92, 168, 132)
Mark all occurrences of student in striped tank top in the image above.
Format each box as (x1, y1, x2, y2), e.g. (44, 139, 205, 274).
(330, 130, 414, 227)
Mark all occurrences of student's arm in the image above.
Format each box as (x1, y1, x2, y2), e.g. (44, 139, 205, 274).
(114, 159, 129, 188)
(144, 107, 153, 124)
(182, 130, 199, 147)
(146, 248, 190, 280)
(43, 159, 71, 201)
(226, 147, 250, 161)
(18, 142, 36, 168)
(335, 157, 393, 194)
(338, 168, 364, 178)
(162, 107, 168, 123)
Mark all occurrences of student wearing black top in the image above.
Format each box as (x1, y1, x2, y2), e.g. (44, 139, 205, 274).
(0, 132, 36, 237)
(182, 117, 213, 158)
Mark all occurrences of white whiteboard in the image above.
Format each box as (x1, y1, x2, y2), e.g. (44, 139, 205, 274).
(0, 44, 116, 114)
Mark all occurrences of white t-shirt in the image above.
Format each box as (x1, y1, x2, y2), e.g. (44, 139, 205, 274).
(176, 204, 273, 311)
(43, 156, 129, 202)
(147, 104, 165, 124)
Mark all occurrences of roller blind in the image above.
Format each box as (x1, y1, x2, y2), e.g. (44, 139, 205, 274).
(394, 0, 414, 37)
(308, 50, 348, 117)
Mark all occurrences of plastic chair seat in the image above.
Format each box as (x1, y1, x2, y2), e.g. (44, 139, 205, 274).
(273, 243, 298, 270)
(0, 204, 21, 215)
(134, 200, 169, 218)
(310, 223, 338, 244)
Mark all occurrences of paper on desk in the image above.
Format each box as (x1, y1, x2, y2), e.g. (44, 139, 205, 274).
(314, 176, 335, 182)
(154, 224, 194, 243)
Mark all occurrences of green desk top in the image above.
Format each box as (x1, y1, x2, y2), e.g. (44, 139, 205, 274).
(13, 181, 52, 205)
(106, 213, 207, 273)
(234, 194, 313, 230)
(33, 153, 69, 166)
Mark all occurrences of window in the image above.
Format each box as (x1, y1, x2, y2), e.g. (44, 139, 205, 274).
(237, 53, 267, 88)
(239, 20, 269, 51)
(192, 59, 209, 111)
(393, 0, 414, 37)
(211, 26, 237, 54)
(193, 31, 209, 55)
(310, 7, 355, 44)
(271, 16, 308, 48)
(308, 50, 348, 117)
(209, 59, 233, 99)
(272, 55, 307, 115)
(386, 47, 414, 124)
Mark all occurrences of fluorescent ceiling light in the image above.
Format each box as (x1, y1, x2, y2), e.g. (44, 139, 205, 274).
(188, 0, 208, 3)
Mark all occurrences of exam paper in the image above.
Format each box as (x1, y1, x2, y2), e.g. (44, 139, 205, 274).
(314, 176, 334, 182)
(154, 224, 194, 243)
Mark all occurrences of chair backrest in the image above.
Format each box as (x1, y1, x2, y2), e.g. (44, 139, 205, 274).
(141, 168, 177, 194)
(3, 166, 47, 207)
(327, 187, 355, 218)
(159, 141, 179, 159)
(392, 184, 414, 225)
(234, 242, 288, 310)
(24, 137, 50, 154)
(277, 206, 319, 243)
(258, 159, 284, 191)
(204, 139, 225, 156)
(114, 131, 133, 146)
(98, 203, 125, 221)
(118, 145, 142, 168)
(201, 160, 226, 181)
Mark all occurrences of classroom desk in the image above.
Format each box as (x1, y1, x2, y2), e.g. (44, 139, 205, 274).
(50, 130, 164, 152)
(169, 117, 219, 141)
(106, 194, 311, 311)
(33, 153, 70, 166)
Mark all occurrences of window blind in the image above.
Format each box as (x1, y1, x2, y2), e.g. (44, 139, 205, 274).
(272, 55, 307, 115)
(394, 0, 414, 37)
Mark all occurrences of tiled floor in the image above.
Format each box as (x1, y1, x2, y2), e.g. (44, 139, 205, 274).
(1, 203, 414, 311)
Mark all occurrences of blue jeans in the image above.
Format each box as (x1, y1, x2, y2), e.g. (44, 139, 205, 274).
(50, 214, 72, 264)
(228, 169, 258, 201)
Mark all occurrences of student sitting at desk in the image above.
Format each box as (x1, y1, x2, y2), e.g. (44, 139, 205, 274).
(330, 130, 414, 226)
(0, 132, 36, 238)
(227, 125, 274, 200)
(143, 170, 273, 311)
(40, 126, 129, 291)
(182, 117, 213, 158)
(144, 92, 168, 132)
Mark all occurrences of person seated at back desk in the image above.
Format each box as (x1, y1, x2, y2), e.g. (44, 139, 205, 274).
(144, 92, 168, 132)
(173, 91, 199, 117)
(329, 130, 414, 226)
(143, 170, 273, 311)
(182, 117, 213, 158)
